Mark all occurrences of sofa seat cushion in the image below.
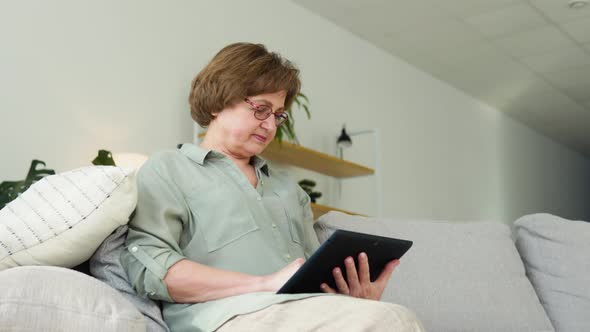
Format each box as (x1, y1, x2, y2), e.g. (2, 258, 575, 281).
(315, 211, 554, 332)
(0, 265, 145, 331)
(515, 213, 590, 332)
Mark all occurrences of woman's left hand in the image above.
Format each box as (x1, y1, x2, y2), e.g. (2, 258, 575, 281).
(320, 252, 400, 300)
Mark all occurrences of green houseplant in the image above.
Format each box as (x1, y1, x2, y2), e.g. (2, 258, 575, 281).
(298, 179, 322, 203)
(275, 92, 311, 144)
(0, 150, 118, 210)
(92, 150, 116, 166)
(0, 160, 56, 210)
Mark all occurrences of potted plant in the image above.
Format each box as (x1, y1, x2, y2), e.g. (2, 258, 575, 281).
(298, 179, 322, 203)
(275, 92, 310, 144)
(0, 160, 56, 209)
(0, 150, 118, 209)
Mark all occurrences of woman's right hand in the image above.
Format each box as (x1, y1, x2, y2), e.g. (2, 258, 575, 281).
(262, 258, 305, 291)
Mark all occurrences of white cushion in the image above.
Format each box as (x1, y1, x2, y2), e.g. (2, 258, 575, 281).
(515, 213, 590, 332)
(0, 265, 145, 331)
(0, 166, 137, 271)
(315, 211, 555, 332)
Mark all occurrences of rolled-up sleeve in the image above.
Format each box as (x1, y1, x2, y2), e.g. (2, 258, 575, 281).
(121, 160, 188, 303)
(296, 186, 321, 258)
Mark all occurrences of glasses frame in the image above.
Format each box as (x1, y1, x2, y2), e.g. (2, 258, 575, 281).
(244, 98, 289, 126)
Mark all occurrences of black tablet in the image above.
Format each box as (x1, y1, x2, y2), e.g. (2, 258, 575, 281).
(277, 229, 413, 294)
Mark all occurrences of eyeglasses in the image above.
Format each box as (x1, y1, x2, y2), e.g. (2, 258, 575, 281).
(244, 98, 289, 126)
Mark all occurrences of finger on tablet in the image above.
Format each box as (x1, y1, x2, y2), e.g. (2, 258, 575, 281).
(320, 283, 336, 294)
(358, 252, 370, 284)
(344, 257, 360, 291)
(333, 267, 350, 295)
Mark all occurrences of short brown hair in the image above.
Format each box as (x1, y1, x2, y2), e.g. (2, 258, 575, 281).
(189, 42, 301, 127)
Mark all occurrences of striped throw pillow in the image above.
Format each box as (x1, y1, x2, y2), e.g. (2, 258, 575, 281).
(0, 166, 137, 271)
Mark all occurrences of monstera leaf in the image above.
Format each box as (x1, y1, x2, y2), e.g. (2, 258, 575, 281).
(1, 150, 117, 210)
(0, 160, 56, 209)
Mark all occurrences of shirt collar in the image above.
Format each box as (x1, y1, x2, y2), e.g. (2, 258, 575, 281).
(179, 143, 270, 176)
(251, 155, 270, 177)
(179, 143, 211, 165)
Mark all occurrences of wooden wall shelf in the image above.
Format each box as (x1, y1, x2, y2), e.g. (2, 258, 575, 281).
(261, 140, 374, 178)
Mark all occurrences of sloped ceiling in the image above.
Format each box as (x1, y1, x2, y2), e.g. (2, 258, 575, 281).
(293, 0, 590, 155)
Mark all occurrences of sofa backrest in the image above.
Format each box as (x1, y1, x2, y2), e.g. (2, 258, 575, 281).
(315, 212, 555, 332)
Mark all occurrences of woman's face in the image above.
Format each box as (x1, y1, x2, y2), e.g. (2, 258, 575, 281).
(209, 90, 286, 158)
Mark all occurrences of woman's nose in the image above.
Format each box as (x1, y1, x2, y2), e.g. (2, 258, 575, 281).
(261, 115, 277, 130)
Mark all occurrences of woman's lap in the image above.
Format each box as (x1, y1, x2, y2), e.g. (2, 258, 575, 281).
(217, 295, 425, 332)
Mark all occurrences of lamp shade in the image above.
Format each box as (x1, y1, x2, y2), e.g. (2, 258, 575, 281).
(337, 126, 352, 148)
(112, 153, 148, 170)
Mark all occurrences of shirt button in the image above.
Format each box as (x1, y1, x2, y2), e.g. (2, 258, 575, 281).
(272, 224, 277, 229)
(257, 197, 262, 201)
(131, 246, 138, 252)
(284, 253, 291, 260)
(149, 291, 155, 296)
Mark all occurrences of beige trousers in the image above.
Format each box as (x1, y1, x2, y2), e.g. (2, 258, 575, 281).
(217, 295, 425, 332)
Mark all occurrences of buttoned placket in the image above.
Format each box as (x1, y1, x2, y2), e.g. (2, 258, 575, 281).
(258, 174, 295, 263)
(213, 157, 291, 261)
(254, 167, 282, 241)
(251, 163, 293, 263)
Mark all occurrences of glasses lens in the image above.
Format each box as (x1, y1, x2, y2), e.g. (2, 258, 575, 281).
(253, 106, 272, 120)
(275, 113, 288, 126)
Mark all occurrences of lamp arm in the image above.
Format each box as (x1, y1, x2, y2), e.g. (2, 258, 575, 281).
(347, 129, 377, 136)
(334, 127, 383, 217)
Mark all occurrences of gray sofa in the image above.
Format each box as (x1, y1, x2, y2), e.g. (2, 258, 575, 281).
(316, 212, 588, 332)
(1, 212, 588, 332)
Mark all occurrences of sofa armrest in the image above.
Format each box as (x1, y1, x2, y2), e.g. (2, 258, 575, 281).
(515, 213, 590, 332)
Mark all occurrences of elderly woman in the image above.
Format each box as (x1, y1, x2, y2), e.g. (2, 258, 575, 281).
(122, 43, 424, 332)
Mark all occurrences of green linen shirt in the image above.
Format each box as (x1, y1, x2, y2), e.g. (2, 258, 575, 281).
(121, 143, 325, 332)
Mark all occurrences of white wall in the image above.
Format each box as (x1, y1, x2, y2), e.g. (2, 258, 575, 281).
(1, 0, 589, 224)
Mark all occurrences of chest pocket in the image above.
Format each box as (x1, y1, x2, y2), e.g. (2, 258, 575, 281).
(274, 188, 304, 245)
(187, 187, 259, 253)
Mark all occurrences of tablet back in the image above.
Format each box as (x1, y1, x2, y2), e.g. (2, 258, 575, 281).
(277, 229, 413, 294)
